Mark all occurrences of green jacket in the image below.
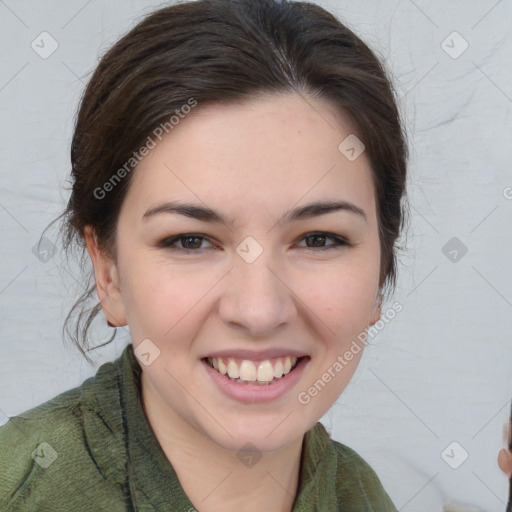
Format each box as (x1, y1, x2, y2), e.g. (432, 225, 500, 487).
(0, 343, 397, 511)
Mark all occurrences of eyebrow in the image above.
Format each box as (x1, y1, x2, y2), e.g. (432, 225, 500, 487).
(142, 199, 367, 225)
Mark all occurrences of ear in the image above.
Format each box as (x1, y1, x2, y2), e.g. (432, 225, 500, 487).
(84, 226, 127, 327)
(369, 293, 382, 326)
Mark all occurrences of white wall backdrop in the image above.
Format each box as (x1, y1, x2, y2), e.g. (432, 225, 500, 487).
(1, 1, 511, 510)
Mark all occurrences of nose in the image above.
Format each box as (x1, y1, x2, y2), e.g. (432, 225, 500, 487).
(218, 250, 297, 337)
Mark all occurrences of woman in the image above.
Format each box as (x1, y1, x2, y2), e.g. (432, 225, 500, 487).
(0, 0, 407, 510)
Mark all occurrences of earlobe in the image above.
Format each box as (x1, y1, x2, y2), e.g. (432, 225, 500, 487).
(370, 306, 381, 326)
(369, 294, 382, 326)
(84, 226, 127, 327)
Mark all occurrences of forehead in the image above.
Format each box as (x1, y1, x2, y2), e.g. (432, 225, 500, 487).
(121, 92, 376, 224)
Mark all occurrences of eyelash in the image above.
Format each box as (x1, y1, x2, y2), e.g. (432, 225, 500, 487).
(157, 232, 351, 253)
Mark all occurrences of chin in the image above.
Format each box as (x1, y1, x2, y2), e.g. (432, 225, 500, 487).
(200, 414, 307, 454)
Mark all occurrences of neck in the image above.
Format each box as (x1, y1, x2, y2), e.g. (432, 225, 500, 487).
(141, 372, 304, 512)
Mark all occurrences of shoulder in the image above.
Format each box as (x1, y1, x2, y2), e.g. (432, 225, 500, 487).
(0, 386, 85, 510)
(0, 358, 128, 511)
(331, 437, 382, 480)
(313, 423, 398, 511)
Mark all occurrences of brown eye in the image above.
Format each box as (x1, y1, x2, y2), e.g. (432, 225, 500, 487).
(158, 234, 214, 251)
(297, 232, 349, 250)
(180, 235, 204, 249)
(305, 234, 327, 247)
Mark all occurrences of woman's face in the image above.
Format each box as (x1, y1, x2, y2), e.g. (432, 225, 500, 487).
(94, 92, 382, 453)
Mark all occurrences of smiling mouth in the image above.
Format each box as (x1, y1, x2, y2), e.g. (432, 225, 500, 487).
(203, 356, 304, 385)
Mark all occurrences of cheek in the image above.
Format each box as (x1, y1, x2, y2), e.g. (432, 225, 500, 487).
(296, 257, 380, 340)
(118, 253, 216, 340)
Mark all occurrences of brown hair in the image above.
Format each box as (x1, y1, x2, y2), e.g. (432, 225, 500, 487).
(52, 0, 409, 362)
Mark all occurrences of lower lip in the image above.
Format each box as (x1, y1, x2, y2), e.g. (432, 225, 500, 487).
(202, 357, 309, 404)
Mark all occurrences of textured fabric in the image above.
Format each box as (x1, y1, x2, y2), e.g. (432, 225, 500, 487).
(0, 343, 397, 511)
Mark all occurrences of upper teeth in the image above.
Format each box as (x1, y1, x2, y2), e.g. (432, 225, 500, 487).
(208, 356, 298, 383)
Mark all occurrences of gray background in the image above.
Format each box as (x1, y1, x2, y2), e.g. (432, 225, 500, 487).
(1, 0, 511, 510)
